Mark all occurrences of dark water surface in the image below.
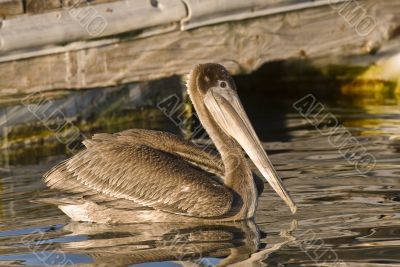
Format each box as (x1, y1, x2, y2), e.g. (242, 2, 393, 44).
(0, 90, 400, 266)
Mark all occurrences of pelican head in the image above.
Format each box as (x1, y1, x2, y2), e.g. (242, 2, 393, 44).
(187, 63, 297, 214)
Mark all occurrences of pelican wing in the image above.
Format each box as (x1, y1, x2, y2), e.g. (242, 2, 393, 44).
(111, 129, 225, 178)
(44, 130, 233, 217)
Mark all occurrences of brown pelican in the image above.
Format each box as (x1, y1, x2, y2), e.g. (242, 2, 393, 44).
(43, 63, 296, 223)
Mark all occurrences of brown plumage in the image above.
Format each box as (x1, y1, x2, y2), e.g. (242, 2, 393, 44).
(43, 63, 296, 223)
(45, 130, 232, 217)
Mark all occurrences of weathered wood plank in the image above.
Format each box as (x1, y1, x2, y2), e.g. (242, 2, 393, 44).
(0, 0, 351, 54)
(0, 0, 399, 96)
(0, 0, 23, 17)
(0, 0, 186, 53)
(181, 0, 350, 30)
(25, 0, 61, 13)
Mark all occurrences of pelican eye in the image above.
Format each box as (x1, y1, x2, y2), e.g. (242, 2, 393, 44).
(219, 81, 227, 88)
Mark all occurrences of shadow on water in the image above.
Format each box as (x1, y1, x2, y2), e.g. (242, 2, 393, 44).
(234, 59, 357, 143)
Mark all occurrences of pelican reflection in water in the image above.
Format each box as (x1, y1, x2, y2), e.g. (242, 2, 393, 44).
(60, 221, 264, 266)
(43, 63, 296, 223)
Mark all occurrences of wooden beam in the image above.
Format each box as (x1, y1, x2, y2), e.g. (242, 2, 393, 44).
(0, 0, 23, 17)
(1, 0, 352, 55)
(25, 0, 61, 13)
(0, 0, 187, 53)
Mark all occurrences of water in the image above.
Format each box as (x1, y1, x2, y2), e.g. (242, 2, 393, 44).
(0, 90, 400, 266)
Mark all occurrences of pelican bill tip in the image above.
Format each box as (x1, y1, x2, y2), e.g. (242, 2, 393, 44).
(290, 204, 297, 214)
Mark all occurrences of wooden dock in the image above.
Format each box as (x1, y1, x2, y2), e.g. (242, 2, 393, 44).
(0, 0, 398, 97)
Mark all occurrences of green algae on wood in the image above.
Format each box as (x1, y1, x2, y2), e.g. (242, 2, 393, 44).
(0, 108, 174, 165)
(0, 76, 189, 163)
